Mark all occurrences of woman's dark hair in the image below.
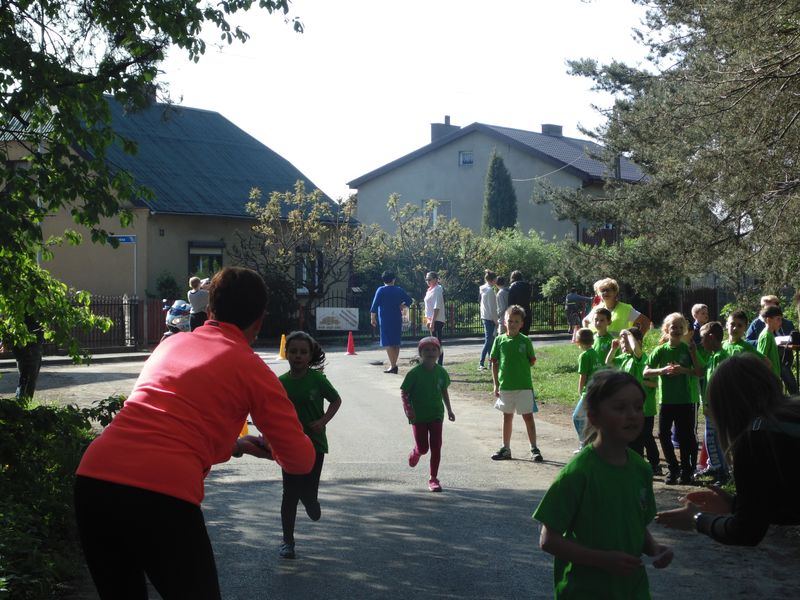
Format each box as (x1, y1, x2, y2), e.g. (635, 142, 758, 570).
(581, 369, 645, 443)
(707, 353, 800, 458)
(484, 270, 497, 282)
(208, 267, 268, 330)
(510, 270, 523, 282)
(284, 331, 326, 371)
(381, 271, 396, 284)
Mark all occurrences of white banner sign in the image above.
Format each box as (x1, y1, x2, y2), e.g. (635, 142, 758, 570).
(316, 307, 359, 331)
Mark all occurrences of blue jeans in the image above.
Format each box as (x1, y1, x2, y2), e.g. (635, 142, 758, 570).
(572, 397, 585, 442)
(480, 319, 496, 366)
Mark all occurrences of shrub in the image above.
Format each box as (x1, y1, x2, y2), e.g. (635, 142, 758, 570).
(0, 395, 123, 599)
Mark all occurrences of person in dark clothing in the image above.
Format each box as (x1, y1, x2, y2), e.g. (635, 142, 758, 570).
(656, 354, 800, 545)
(507, 271, 532, 335)
(10, 316, 44, 400)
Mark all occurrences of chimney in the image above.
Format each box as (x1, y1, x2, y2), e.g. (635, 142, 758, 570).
(431, 115, 460, 142)
(541, 124, 563, 137)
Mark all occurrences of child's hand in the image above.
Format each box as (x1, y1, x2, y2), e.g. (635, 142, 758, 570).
(404, 406, 415, 420)
(599, 550, 642, 577)
(447, 409, 455, 422)
(650, 545, 673, 569)
(493, 385, 500, 398)
(611, 338, 621, 349)
(307, 419, 326, 435)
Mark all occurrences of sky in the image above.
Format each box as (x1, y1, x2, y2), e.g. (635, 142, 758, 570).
(160, 0, 649, 201)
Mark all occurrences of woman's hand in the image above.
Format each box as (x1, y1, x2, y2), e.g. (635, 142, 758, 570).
(237, 435, 274, 460)
(655, 501, 698, 530)
(686, 488, 734, 513)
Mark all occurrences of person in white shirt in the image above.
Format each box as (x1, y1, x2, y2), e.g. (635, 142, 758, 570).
(479, 270, 498, 369)
(424, 271, 446, 365)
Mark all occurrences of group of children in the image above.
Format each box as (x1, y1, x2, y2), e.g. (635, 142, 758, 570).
(273, 299, 786, 596)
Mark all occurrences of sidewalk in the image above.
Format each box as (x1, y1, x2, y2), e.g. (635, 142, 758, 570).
(0, 331, 572, 369)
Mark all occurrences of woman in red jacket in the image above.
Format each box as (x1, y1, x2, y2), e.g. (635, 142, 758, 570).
(74, 267, 315, 600)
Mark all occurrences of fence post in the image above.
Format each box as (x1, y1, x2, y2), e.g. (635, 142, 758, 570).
(123, 294, 133, 347)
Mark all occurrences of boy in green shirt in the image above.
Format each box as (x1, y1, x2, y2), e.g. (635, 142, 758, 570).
(490, 305, 542, 462)
(572, 328, 601, 444)
(757, 305, 783, 379)
(592, 308, 613, 359)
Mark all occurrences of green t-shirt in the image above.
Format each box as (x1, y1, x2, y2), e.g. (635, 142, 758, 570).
(533, 446, 656, 599)
(400, 363, 451, 424)
(490, 333, 536, 390)
(612, 352, 657, 417)
(757, 328, 781, 378)
(592, 333, 614, 362)
(723, 338, 763, 358)
(278, 369, 340, 453)
(646, 342, 696, 405)
(577, 348, 601, 379)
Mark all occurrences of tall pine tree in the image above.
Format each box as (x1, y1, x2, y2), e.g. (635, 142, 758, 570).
(482, 151, 517, 234)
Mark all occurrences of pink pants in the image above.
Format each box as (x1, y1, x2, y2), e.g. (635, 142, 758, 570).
(412, 421, 443, 478)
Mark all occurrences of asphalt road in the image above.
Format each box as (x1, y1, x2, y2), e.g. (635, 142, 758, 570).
(3, 340, 799, 599)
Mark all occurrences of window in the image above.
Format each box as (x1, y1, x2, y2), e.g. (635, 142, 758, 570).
(296, 248, 323, 295)
(188, 241, 224, 277)
(422, 199, 452, 228)
(458, 151, 473, 167)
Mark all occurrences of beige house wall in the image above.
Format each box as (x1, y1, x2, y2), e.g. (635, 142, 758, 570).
(353, 130, 585, 239)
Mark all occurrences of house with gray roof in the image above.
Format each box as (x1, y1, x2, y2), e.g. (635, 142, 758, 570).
(37, 97, 332, 297)
(347, 116, 643, 241)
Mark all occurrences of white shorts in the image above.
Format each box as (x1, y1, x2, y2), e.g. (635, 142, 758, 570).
(494, 389, 538, 415)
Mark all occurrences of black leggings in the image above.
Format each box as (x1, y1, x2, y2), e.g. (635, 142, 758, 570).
(74, 476, 221, 600)
(658, 404, 698, 476)
(281, 451, 325, 544)
(630, 415, 660, 470)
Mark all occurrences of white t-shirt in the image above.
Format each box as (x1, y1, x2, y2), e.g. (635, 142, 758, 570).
(479, 283, 498, 321)
(424, 284, 445, 323)
(187, 288, 209, 314)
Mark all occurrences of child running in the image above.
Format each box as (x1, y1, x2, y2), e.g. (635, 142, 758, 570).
(534, 370, 673, 598)
(490, 305, 543, 462)
(277, 331, 342, 559)
(643, 313, 702, 485)
(401, 336, 455, 492)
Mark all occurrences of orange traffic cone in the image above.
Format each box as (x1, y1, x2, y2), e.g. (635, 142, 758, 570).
(239, 420, 249, 438)
(279, 334, 287, 359)
(346, 331, 356, 355)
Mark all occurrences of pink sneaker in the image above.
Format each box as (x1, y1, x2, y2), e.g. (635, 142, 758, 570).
(408, 449, 420, 468)
(428, 478, 442, 492)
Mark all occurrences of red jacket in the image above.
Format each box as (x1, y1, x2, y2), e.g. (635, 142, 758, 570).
(77, 320, 315, 505)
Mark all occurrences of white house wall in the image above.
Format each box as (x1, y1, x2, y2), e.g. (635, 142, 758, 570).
(354, 130, 583, 239)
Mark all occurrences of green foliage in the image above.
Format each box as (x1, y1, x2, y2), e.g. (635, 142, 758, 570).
(481, 229, 565, 294)
(0, 395, 124, 599)
(1, 0, 301, 360)
(564, 1, 800, 296)
(154, 271, 181, 302)
(482, 151, 518, 233)
(230, 182, 374, 321)
(355, 195, 493, 301)
(541, 275, 569, 302)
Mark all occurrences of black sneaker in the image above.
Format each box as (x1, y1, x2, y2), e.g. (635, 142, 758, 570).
(679, 473, 694, 485)
(491, 446, 512, 460)
(531, 447, 544, 463)
(652, 465, 664, 476)
(304, 499, 321, 522)
(279, 542, 295, 559)
(664, 472, 680, 485)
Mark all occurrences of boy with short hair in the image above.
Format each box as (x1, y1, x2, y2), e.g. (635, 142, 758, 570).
(690, 304, 709, 344)
(757, 305, 783, 378)
(572, 328, 601, 444)
(490, 305, 543, 462)
(696, 321, 730, 483)
(723, 310, 763, 357)
(592, 308, 613, 360)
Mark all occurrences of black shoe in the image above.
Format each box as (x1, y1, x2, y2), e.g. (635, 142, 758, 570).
(279, 543, 295, 559)
(664, 472, 680, 485)
(383, 366, 398, 374)
(652, 464, 664, 476)
(679, 473, 694, 485)
(305, 500, 321, 522)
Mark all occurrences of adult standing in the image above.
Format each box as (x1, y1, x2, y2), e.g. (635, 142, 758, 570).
(656, 354, 800, 545)
(565, 289, 593, 336)
(507, 270, 532, 335)
(74, 267, 315, 599)
(424, 271, 446, 365)
(495, 276, 510, 334)
(7, 315, 44, 399)
(370, 270, 413, 374)
(745, 295, 797, 393)
(187, 276, 210, 331)
(478, 270, 498, 370)
(583, 277, 651, 337)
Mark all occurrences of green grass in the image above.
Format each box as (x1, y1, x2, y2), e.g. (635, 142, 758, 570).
(447, 341, 579, 406)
